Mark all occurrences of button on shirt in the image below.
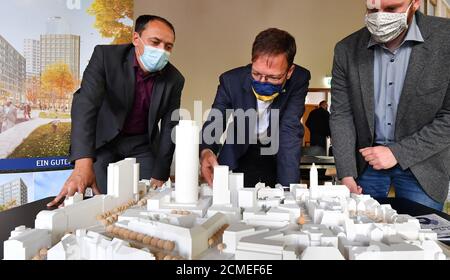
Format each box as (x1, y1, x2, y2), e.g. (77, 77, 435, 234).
(122, 54, 156, 135)
(368, 15, 424, 145)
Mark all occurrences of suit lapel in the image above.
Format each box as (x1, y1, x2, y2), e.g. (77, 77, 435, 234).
(271, 80, 290, 110)
(242, 69, 257, 111)
(395, 42, 429, 130)
(123, 49, 136, 114)
(148, 72, 166, 128)
(358, 35, 375, 137)
(395, 13, 430, 132)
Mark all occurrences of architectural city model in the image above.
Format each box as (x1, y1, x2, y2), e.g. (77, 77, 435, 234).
(3, 120, 449, 260)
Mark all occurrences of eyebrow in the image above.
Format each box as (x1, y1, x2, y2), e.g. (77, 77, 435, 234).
(367, 2, 404, 11)
(252, 70, 285, 78)
(145, 36, 174, 47)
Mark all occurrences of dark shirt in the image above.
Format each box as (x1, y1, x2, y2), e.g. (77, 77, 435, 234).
(122, 53, 155, 135)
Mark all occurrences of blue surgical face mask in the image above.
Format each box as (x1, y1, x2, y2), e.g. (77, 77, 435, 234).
(251, 80, 284, 102)
(138, 37, 170, 72)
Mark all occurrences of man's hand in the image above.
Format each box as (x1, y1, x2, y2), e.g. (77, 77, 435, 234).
(200, 149, 218, 187)
(47, 158, 100, 208)
(360, 146, 398, 170)
(150, 178, 165, 190)
(341, 177, 363, 194)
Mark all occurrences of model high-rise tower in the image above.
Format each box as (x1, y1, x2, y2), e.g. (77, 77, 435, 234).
(310, 163, 318, 188)
(175, 120, 199, 204)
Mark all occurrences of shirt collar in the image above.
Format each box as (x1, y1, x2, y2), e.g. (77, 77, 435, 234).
(367, 15, 425, 49)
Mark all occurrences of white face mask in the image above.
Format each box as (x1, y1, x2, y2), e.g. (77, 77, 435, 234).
(365, 1, 413, 43)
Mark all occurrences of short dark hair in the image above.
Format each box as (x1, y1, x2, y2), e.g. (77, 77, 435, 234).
(252, 28, 297, 67)
(134, 15, 175, 37)
(319, 100, 328, 106)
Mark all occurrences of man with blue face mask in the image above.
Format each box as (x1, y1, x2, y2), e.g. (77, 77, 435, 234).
(200, 28, 310, 188)
(330, 0, 450, 210)
(48, 15, 185, 207)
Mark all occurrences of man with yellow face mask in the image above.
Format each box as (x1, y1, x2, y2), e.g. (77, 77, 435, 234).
(330, 0, 450, 210)
(200, 28, 311, 188)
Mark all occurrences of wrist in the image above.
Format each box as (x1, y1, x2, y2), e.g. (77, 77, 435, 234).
(74, 158, 94, 170)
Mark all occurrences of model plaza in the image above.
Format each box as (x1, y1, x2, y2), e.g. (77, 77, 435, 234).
(3, 121, 447, 260)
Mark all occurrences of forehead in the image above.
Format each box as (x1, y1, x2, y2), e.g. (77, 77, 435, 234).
(252, 54, 288, 72)
(141, 20, 175, 42)
(366, 0, 407, 9)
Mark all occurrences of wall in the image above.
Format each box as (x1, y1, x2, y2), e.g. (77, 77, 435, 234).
(134, 0, 366, 114)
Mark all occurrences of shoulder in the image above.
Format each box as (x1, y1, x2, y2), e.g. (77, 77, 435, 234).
(163, 63, 185, 84)
(420, 14, 450, 44)
(335, 27, 368, 53)
(291, 64, 311, 83)
(93, 43, 133, 55)
(220, 65, 251, 80)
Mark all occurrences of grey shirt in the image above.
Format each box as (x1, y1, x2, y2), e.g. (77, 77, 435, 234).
(368, 15, 424, 145)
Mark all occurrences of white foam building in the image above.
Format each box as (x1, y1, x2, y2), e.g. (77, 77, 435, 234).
(213, 166, 230, 205)
(3, 226, 51, 260)
(145, 120, 214, 218)
(47, 230, 155, 260)
(34, 158, 139, 245)
(175, 120, 199, 204)
(4, 156, 449, 260)
(207, 167, 242, 223)
(115, 210, 228, 259)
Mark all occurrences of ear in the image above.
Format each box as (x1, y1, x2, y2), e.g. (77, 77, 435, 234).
(413, 0, 420, 12)
(286, 64, 295, 80)
(132, 32, 140, 47)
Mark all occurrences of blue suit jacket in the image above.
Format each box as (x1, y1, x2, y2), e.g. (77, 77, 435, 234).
(200, 64, 310, 186)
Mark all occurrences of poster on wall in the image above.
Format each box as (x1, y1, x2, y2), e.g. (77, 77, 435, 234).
(0, 0, 133, 211)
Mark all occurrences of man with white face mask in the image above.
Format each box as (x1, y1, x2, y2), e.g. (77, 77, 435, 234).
(330, 0, 450, 210)
(48, 15, 185, 207)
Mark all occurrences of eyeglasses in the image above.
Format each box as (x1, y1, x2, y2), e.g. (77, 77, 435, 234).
(251, 70, 288, 84)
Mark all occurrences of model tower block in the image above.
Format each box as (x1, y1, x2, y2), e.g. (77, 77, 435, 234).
(175, 120, 199, 204)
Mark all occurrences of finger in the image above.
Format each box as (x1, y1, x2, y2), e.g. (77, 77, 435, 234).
(360, 149, 374, 157)
(77, 184, 86, 195)
(357, 186, 363, 194)
(364, 155, 376, 162)
(91, 182, 101, 195)
(151, 179, 160, 190)
(67, 183, 77, 197)
(206, 170, 214, 187)
(47, 188, 67, 207)
(359, 147, 370, 153)
(372, 164, 383, 170)
(201, 165, 212, 180)
(208, 156, 219, 167)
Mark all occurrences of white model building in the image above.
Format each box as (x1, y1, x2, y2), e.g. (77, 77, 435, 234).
(3, 226, 51, 260)
(3, 140, 449, 260)
(175, 120, 199, 204)
(213, 165, 230, 205)
(34, 158, 140, 245)
(207, 166, 242, 223)
(47, 230, 155, 260)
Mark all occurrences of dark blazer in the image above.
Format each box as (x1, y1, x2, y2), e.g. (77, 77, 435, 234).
(200, 64, 310, 186)
(330, 12, 450, 202)
(69, 44, 185, 180)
